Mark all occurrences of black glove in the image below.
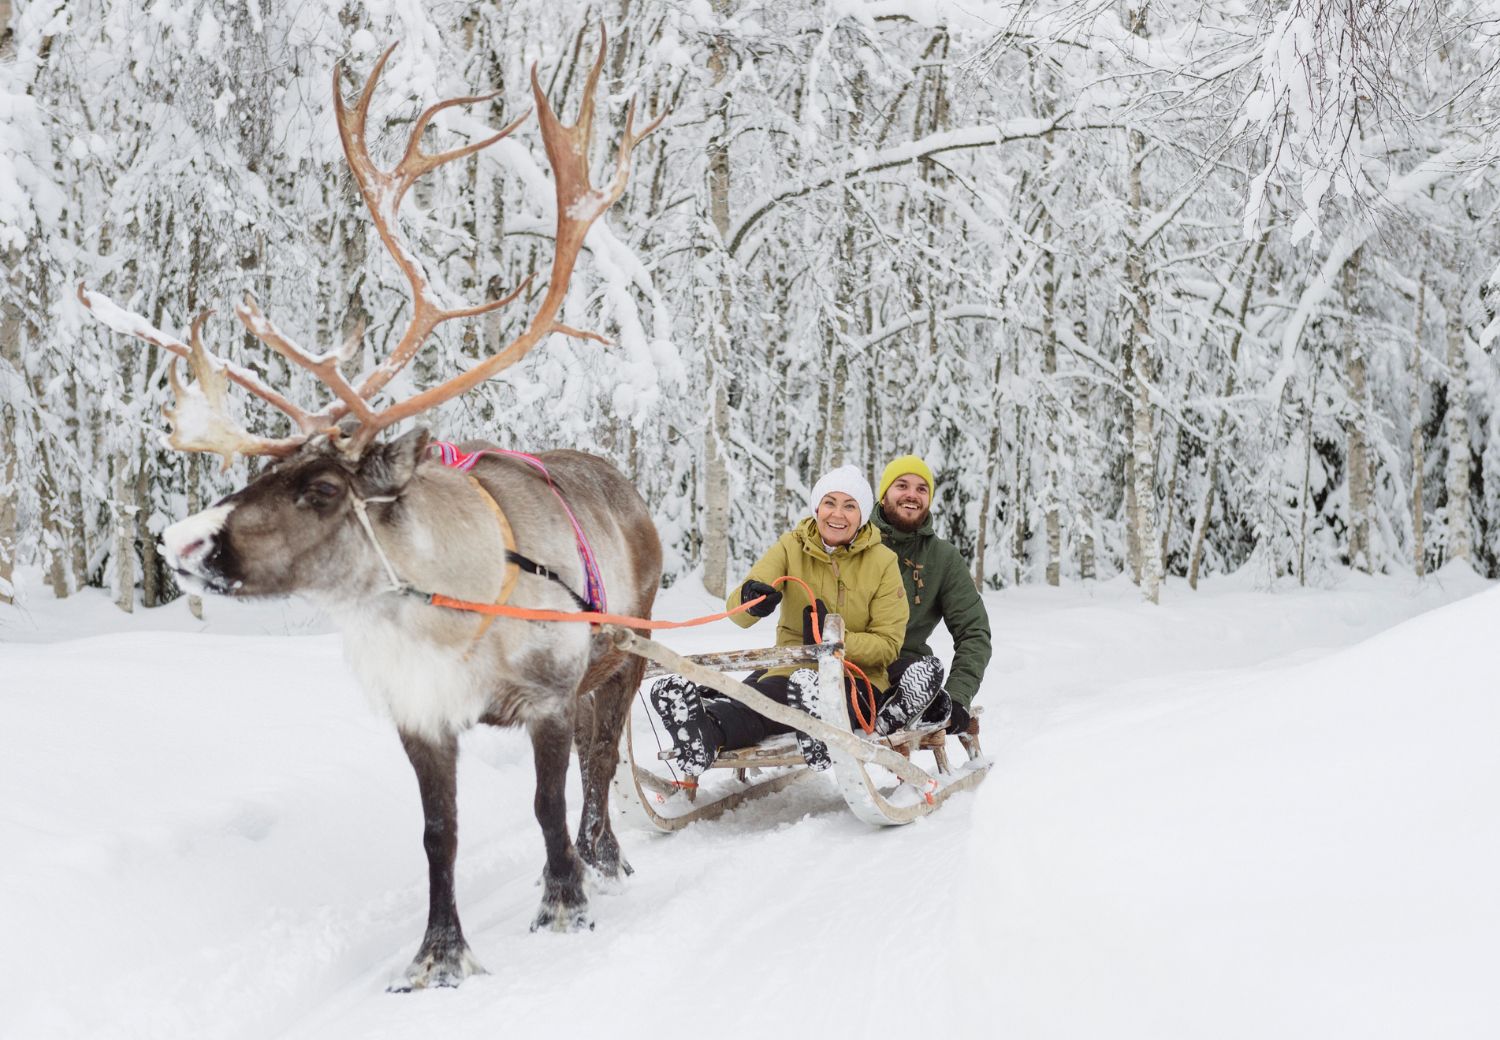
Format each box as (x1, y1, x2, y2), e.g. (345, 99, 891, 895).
(801, 599, 829, 644)
(741, 579, 782, 617)
(945, 701, 971, 735)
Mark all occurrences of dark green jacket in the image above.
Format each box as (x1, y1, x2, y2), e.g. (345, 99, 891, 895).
(871, 507, 992, 707)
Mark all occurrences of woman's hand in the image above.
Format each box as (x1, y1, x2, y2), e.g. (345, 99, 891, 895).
(801, 599, 828, 644)
(741, 579, 782, 617)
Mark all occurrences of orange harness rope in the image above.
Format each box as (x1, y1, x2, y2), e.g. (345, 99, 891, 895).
(424, 591, 759, 628)
(422, 574, 879, 732)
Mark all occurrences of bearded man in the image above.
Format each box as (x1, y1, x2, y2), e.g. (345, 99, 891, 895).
(871, 455, 993, 735)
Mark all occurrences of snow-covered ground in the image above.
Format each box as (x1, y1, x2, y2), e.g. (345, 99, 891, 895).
(3, 566, 1498, 1039)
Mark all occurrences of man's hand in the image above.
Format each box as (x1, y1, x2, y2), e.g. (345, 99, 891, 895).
(801, 599, 829, 644)
(741, 579, 782, 617)
(946, 701, 971, 735)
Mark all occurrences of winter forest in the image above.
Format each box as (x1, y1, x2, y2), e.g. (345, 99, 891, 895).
(3, 0, 1500, 611)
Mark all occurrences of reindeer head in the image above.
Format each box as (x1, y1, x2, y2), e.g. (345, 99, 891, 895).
(160, 427, 431, 600)
(82, 34, 662, 603)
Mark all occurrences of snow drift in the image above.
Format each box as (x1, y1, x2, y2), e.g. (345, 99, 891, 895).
(2, 569, 1496, 1038)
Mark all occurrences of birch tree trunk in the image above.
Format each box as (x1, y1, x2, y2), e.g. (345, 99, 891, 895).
(1159, 427, 1181, 575)
(1041, 137, 1061, 586)
(0, 247, 19, 605)
(973, 350, 1005, 588)
(1342, 247, 1372, 572)
(1126, 124, 1162, 603)
(184, 456, 204, 619)
(136, 446, 161, 608)
(1012, 381, 1025, 587)
(1188, 233, 1267, 588)
(111, 456, 135, 613)
(3, 0, 34, 593)
(974, 421, 1001, 590)
(824, 63, 866, 469)
(1444, 298, 1472, 564)
(1299, 372, 1315, 586)
(65, 375, 88, 589)
(771, 269, 793, 527)
(1122, 419, 1140, 581)
(1072, 267, 1095, 581)
(700, 3, 733, 597)
(1410, 275, 1426, 577)
(37, 438, 70, 598)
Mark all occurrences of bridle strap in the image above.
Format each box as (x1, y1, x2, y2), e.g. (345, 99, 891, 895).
(350, 493, 406, 593)
(350, 482, 528, 657)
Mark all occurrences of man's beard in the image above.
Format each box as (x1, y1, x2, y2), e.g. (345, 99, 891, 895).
(883, 502, 930, 533)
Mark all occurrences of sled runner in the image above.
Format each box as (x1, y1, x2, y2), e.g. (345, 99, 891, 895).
(608, 615, 990, 829)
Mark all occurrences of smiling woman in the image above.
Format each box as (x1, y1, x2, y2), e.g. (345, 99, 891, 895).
(814, 491, 863, 547)
(644, 464, 947, 776)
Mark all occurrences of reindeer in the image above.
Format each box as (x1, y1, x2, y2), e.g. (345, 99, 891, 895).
(80, 36, 664, 990)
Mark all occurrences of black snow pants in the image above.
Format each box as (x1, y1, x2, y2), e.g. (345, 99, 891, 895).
(705, 654, 948, 750)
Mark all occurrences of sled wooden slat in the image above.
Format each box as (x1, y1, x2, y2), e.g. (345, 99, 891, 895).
(613, 714, 812, 831)
(631, 762, 679, 798)
(640, 643, 841, 681)
(660, 734, 806, 770)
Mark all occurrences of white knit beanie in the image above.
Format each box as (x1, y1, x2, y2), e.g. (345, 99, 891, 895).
(808, 464, 874, 528)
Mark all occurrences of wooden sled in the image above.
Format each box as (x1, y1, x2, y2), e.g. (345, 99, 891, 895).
(607, 615, 990, 829)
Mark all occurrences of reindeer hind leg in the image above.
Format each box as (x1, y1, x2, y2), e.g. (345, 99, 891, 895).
(574, 656, 642, 881)
(529, 711, 592, 932)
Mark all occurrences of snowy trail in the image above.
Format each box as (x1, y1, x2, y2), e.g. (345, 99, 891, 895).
(3, 567, 1497, 1039)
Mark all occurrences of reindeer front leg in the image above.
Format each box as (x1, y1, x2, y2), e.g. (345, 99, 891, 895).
(528, 713, 592, 932)
(391, 729, 486, 991)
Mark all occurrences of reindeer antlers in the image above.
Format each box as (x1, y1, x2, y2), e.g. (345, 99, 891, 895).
(75, 285, 315, 465)
(357, 31, 667, 442)
(81, 30, 664, 463)
(162, 311, 310, 469)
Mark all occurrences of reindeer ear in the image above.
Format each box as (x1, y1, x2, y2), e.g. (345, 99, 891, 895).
(357, 426, 431, 495)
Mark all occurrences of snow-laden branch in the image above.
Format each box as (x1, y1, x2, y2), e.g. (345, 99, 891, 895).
(853, 304, 1004, 354)
(1263, 138, 1488, 405)
(1131, 151, 1228, 250)
(726, 113, 1119, 257)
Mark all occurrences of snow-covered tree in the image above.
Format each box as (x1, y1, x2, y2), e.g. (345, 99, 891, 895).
(3, 0, 1499, 612)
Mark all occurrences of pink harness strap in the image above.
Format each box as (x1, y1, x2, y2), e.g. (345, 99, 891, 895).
(429, 440, 607, 612)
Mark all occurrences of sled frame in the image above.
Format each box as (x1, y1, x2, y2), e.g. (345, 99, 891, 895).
(606, 615, 990, 829)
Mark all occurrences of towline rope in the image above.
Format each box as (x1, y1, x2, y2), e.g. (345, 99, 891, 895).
(418, 573, 878, 733)
(416, 588, 764, 629)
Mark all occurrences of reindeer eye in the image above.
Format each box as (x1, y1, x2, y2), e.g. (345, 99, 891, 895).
(306, 479, 343, 501)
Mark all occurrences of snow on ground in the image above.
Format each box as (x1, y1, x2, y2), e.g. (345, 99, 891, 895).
(2, 565, 1498, 1039)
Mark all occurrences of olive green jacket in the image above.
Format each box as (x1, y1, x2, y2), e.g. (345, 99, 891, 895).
(871, 507, 992, 707)
(726, 517, 909, 691)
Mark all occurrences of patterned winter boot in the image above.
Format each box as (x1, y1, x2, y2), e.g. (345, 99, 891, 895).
(874, 656, 945, 736)
(783, 669, 831, 771)
(648, 676, 717, 778)
(920, 688, 953, 728)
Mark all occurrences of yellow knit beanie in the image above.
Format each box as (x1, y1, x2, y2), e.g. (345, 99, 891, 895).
(878, 455, 935, 501)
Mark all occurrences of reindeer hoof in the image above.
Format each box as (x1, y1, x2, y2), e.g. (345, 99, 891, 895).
(585, 861, 631, 894)
(389, 941, 488, 992)
(530, 901, 594, 933)
(577, 831, 633, 881)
